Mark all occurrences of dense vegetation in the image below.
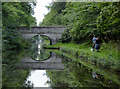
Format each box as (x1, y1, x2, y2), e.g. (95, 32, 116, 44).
(2, 2, 37, 61)
(40, 2, 120, 43)
(42, 2, 120, 87)
(39, 2, 66, 26)
(2, 2, 36, 53)
(2, 2, 36, 88)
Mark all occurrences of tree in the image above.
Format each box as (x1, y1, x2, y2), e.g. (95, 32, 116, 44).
(2, 2, 36, 51)
(39, 2, 66, 26)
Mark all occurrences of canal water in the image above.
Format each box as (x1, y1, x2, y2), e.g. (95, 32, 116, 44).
(2, 35, 120, 88)
(26, 70, 50, 87)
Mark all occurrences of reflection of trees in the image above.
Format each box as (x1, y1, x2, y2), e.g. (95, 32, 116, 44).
(30, 44, 51, 61)
(37, 47, 51, 60)
(2, 50, 33, 88)
(3, 66, 33, 88)
(46, 55, 119, 87)
(46, 71, 69, 87)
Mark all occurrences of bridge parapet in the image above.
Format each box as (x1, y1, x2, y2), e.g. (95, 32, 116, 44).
(18, 26, 66, 34)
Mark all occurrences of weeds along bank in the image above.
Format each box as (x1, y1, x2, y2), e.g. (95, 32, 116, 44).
(45, 41, 119, 71)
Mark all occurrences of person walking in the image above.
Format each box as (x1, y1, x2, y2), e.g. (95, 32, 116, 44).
(92, 72, 98, 79)
(95, 37, 100, 52)
(91, 35, 97, 51)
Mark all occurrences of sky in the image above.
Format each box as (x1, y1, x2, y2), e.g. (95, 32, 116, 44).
(32, 0, 52, 26)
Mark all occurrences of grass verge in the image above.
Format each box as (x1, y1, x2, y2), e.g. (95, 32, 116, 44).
(44, 41, 120, 70)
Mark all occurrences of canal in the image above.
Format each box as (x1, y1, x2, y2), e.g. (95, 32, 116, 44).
(2, 35, 120, 88)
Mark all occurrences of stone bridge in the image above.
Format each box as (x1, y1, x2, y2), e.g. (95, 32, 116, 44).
(15, 52, 64, 70)
(18, 26, 66, 44)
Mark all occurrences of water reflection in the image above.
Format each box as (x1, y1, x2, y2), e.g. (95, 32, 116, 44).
(35, 44, 51, 61)
(30, 35, 51, 61)
(46, 54, 120, 87)
(3, 48, 120, 88)
(2, 35, 120, 88)
(26, 70, 50, 87)
(2, 50, 33, 88)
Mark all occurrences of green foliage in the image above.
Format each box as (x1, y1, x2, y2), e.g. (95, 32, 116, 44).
(60, 28, 72, 43)
(96, 2, 120, 41)
(41, 2, 120, 43)
(2, 29, 30, 51)
(39, 2, 66, 26)
(2, 2, 36, 28)
(51, 2, 66, 14)
(2, 50, 33, 88)
(2, 2, 36, 52)
(2, 3, 36, 87)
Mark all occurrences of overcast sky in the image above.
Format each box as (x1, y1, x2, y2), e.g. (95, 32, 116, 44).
(32, 0, 52, 26)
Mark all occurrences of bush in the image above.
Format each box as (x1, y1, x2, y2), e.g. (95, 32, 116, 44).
(60, 29, 72, 43)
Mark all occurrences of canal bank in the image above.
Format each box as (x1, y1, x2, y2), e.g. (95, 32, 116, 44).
(44, 42, 119, 71)
(44, 42, 120, 86)
(53, 50, 120, 86)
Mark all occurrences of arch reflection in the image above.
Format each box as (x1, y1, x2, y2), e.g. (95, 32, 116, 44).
(30, 35, 51, 61)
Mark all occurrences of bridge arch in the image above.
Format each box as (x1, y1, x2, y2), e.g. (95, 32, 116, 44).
(31, 51, 52, 62)
(18, 26, 66, 45)
(31, 34, 52, 45)
(39, 34, 52, 45)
